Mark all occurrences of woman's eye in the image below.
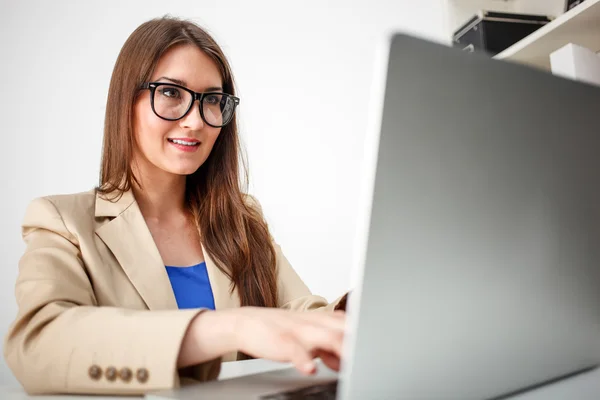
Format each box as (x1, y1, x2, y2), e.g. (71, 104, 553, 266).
(205, 94, 221, 105)
(159, 87, 181, 99)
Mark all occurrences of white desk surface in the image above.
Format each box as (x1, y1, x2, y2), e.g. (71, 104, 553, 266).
(0, 359, 289, 400)
(1, 359, 600, 399)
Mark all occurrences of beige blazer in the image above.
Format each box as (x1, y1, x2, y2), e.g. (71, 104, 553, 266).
(3, 189, 343, 395)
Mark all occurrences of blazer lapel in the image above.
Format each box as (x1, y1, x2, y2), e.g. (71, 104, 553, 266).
(202, 244, 240, 310)
(95, 190, 178, 310)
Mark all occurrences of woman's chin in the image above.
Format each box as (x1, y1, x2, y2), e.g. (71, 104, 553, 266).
(165, 165, 202, 177)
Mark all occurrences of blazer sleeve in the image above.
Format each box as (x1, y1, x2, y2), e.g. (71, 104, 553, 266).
(274, 242, 348, 311)
(3, 197, 221, 395)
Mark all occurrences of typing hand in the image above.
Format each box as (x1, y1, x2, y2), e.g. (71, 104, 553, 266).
(226, 307, 346, 375)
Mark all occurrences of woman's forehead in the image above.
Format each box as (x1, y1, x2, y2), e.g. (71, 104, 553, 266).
(151, 44, 223, 92)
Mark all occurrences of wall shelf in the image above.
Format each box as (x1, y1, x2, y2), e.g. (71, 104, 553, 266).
(493, 0, 600, 70)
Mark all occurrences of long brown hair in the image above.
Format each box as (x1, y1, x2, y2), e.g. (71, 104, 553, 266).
(98, 16, 278, 308)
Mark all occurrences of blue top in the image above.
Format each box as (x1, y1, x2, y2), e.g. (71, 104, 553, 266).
(165, 262, 216, 310)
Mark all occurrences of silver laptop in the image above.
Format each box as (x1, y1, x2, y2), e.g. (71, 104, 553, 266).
(148, 32, 600, 399)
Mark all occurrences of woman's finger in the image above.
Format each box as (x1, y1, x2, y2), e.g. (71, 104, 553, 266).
(284, 334, 317, 375)
(313, 349, 341, 372)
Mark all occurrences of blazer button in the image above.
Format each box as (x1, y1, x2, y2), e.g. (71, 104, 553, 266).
(136, 368, 149, 383)
(105, 366, 118, 381)
(88, 365, 102, 380)
(119, 367, 133, 382)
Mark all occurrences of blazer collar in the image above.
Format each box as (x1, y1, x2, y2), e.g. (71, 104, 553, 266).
(95, 188, 136, 218)
(94, 189, 239, 311)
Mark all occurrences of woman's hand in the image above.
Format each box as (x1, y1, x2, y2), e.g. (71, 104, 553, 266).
(230, 307, 346, 374)
(179, 307, 346, 375)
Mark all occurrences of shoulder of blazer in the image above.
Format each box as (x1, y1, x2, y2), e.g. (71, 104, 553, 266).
(44, 188, 98, 217)
(43, 187, 97, 210)
(28, 188, 100, 237)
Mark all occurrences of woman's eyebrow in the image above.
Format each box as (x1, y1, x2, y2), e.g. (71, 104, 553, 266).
(156, 76, 223, 92)
(157, 76, 187, 86)
(204, 86, 224, 92)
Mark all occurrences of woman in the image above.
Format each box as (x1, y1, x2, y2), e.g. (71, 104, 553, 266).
(4, 16, 348, 396)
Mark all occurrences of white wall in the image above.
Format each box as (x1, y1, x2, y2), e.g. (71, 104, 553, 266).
(0, 0, 447, 386)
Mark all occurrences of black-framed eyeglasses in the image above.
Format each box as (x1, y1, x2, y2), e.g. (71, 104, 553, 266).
(140, 82, 240, 128)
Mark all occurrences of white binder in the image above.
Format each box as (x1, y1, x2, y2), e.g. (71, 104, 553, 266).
(550, 43, 600, 87)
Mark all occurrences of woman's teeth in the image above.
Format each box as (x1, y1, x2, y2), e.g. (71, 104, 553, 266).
(169, 139, 199, 146)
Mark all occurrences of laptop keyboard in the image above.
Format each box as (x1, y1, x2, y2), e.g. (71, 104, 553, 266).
(260, 381, 338, 399)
